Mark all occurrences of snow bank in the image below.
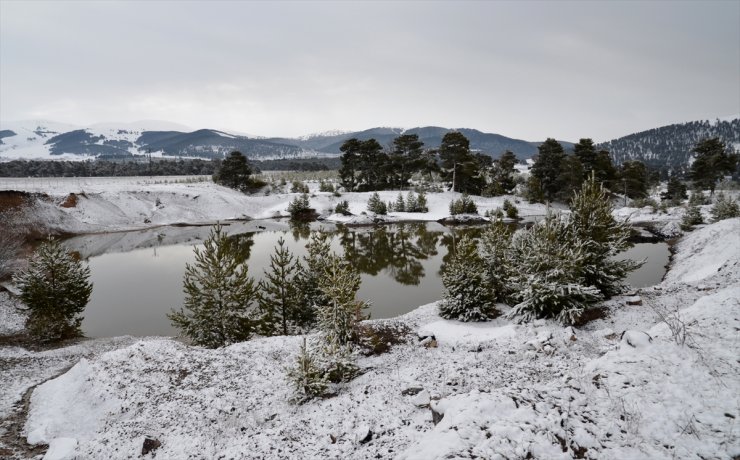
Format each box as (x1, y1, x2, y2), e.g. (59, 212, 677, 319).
(19, 219, 740, 459)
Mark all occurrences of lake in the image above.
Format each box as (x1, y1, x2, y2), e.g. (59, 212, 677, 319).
(62, 222, 670, 337)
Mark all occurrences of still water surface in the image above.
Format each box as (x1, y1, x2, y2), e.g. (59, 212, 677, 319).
(66, 222, 669, 338)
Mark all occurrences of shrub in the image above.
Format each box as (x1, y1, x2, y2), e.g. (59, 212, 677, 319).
(168, 224, 258, 348)
(503, 199, 519, 219)
(367, 192, 387, 215)
(286, 338, 328, 403)
(291, 180, 309, 194)
(14, 237, 93, 342)
(405, 191, 428, 213)
(287, 193, 313, 220)
(439, 235, 498, 321)
(319, 181, 335, 193)
(681, 205, 703, 230)
(334, 200, 351, 215)
(710, 192, 740, 221)
(449, 194, 478, 215)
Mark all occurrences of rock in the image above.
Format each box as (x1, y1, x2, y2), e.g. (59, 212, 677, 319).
(401, 386, 424, 396)
(411, 389, 431, 408)
(356, 425, 373, 444)
(430, 401, 445, 425)
(626, 296, 642, 306)
(620, 330, 653, 349)
(142, 437, 161, 456)
(417, 330, 437, 348)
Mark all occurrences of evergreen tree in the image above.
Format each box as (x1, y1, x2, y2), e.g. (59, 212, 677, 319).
(367, 192, 387, 215)
(661, 176, 688, 203)
(530, 138, 566, 202)
(15, 237, 93, 342)
(286, 337, 328, 403)
(258, 237, 299, 336)
(480, 220, 514, 303)
(287, 193, 313, 220)
(492, 150, 518, 195)
(439, 234, 497, 321)
(449, 194, 478, 215)
(439, 132, 484, 194)
(569, 175, 643, 298)
(619, 160, 649, 199)
(509, 212, 602, 324)
(690, 138, 738, 195)
(168, 224, 257, 348)
(389, 134, 425, 189)
(710, 192, 740, 221)
(556, 154, 585, 202)
(574, 138, 598, 178)
(339, 138, 361, 191)
(356, 139, 387, 191)
(415, 191, 429, 212)
(394, 193, 406, 212)
(293, 232, 332, 328)
(213, 151, 254, 192)
(681, 205, 703, 230)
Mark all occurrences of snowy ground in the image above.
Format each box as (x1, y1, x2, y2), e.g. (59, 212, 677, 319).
(2, 218, 735, 459)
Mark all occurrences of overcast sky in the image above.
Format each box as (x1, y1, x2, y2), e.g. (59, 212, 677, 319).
(1, 0, 738, 142)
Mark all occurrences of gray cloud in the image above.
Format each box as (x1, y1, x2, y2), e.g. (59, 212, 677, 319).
(1, 0, 738, 141)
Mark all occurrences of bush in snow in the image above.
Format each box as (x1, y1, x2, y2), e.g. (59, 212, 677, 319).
(168, 224, 258, 348)
(710, 192, 740, 222)
(14, 237, 93, 342)
(480, 219, 515, 304)
(292, 232, 332, 329)
(287, 193, 315, 221)
(334, 200, 351, 216)
(509, 212, 602, 325)
(286, 338, 328, 403)
(681, 205, 703, 230)
(503, 199, 519, 219)
(568, 175, 643, 298)
(318, 180, 335, 193)
(449, 194, 478, 215)
(291, 180, 309, 194)
(367, 192, 387, 215)
(439, 234, 498, 321)
(257, 237, 301, 336)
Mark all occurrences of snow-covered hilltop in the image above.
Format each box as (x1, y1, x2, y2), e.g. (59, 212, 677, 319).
(10, 211, 740, 458)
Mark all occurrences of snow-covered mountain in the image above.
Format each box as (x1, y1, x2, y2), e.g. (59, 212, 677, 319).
(598, 116, 740, 170)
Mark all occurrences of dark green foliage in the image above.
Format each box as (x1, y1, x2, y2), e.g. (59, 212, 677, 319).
(488, 150, 518, 195)
(0, 158, 218, 177)
(710, 192, 740, 221)
(503, 199, 518, 219)
(661, 177, 688, 203)
(389, 134, 425, 189)
(525, 176, 545, 203)
(449, 194, 478, 215)
(318, 181, 335, 192)
(681, 205, 703, 230)
(530, 138, 566, 202)
(291, 180, 309, 194)
(556, 154, 585, 202)
(14, 238, 93, 342)
(404, 191, 428, 213)
(168, 224, 257, 348)
(439, 235, 498, 321)
(286, 337, 328, 403)
(568, 175, 643, 298)
(257, 237, 300, 336)
(509, 213, 602, 324)
(480, 220, 514, 303)
(338, 138, 388, 191)
(690, 138, 738, 195)
(439, 132, 485, 194)
(287, 193, 314, 220)
(367, 192, 387, 215)
(293, 232, 332, 328)
(213, 151, 255, 192)
(334, 200, 351, 215)
(619, 160, 650, 199)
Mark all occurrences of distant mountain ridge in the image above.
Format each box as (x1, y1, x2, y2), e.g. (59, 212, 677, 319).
(0, 121, 565, 162)
(597, 117, 740, 170)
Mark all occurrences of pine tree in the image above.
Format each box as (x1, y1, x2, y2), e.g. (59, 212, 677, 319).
(286, 337, 328, 403)
(14, 237, 93, 342)
(367, 192, 387, 215)
(293, 232, 332, 329)
(509, 212, 602, 325)
(405, 191, 418, 212)
(213, 151, 253, 192)
(710, 192, 740, 221)
(681, 205, 703, 230)
(568, 174, 643, 298)
(258, 237, 299, 336)
(415, 191, 429, 212)
(168, 224, 257, 348)
(394, 193, 406, 212)
(315, 255, 366, 382)
(530, 138, 566, 202)
(439, 235, 498, 321)
(690, 138, 738, 196)
(480, 220, 514, 303)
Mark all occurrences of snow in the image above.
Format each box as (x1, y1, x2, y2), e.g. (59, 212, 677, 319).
(12, 217, 738, 459)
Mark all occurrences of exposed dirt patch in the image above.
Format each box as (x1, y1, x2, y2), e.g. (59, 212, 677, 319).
(0, 191, 38, 214)
(60, 193, 79, 208)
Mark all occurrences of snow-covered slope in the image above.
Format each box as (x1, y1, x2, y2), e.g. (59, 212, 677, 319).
(18, 219, 740, 459)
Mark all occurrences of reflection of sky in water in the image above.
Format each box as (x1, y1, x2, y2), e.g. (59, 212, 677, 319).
(81, 225, 669, 338)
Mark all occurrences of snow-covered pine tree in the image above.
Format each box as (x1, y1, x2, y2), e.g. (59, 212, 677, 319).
(258, 237, 299, 336)
(568, 174, 643, 298)
(681, 205, 703, 230)
(14, 237, 93, 342)
(168, 224, 258, 348)
(286, 337, 328, 403)
(480, 219, 514, 303)
(416, 191, 429, 212)
(293, 232, 332, 329)
(394, 193, 406, 212)
(509, 212, 602, 325)
(367, 192, 387, 215)
(405, 191, 418, 212)
(439, 234, 498, 321)
(315, 255, 367, 382)
(710, 192, 740, 221)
